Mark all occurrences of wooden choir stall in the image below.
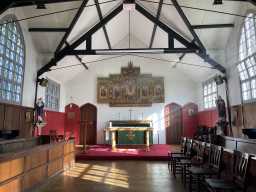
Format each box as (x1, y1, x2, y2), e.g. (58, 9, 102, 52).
(0, 139, 75, 192)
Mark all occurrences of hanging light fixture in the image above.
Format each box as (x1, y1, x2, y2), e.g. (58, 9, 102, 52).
(213, 0, 222, 5)
(123, 0, 135, 11)
(36, 3, 47, 9)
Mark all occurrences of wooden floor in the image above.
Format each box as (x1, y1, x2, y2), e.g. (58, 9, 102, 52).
(36, 161, 185, 192)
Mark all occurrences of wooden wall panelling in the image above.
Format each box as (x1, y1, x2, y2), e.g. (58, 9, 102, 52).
(64, 153, 75, 170)
(0, 102, 34, 138)
(10, 158, 24, 178)
(4, 104, 21, 131)
(47, 159, 63, 177)
(0, 161, 11, 183)
(48, 144, 64, 161)
(24, 108, 34, 138)
(25, 150, 47, 171)
(0, 104, 4, 130)
(23, 165, 47, 191)
(0, 178, 22, 192)
(0, 140, 75, 192)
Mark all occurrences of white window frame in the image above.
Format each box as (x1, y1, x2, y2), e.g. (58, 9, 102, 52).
(45, 79, 60, 111)
(203, 79, 218, 109)
(238, 13, 256, 103)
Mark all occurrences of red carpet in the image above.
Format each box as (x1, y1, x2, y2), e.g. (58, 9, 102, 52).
(76, 144, 171, 161)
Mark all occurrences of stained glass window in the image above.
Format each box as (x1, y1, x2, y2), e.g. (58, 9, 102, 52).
(45, 79, 60, 111)
(0, 15, 25, 104)
(238, 13, 256, 102)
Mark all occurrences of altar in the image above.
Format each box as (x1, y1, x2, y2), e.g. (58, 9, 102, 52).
(104, 120, 153, 150)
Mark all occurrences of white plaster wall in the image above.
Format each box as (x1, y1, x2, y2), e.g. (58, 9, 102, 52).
(196, 4, 256, 111)
(64, 55, 198, 144)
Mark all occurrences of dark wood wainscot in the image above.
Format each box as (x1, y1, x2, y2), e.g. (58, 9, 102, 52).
(216, 136, 256, 191)
(0, 139, 75, 192)
(0, 103, 34, 139)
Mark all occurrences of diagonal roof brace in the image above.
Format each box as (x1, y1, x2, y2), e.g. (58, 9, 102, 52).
(135, 3, 198, 50)
(65, 42, 88, 69)
(149, 0, 164, 48)
(170, 0, 226, 73)
(170, 0, 206, 52)
(94, 0, 112, 49)
(55, 0, 89, 54)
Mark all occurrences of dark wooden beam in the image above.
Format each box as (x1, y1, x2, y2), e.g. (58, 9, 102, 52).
(64, 4, 123, 51)
(55, 0, 89, 53)
(149, 0, 163, 48)
(135, 3, 197, 49)
(86, 37, 92, 50)
(192, 23, 234, 29)
(12, 0, 82, 8)
(94, 0, 111, 49)
(62, 48, 198, 55)
(168, 34, 174, 48)
(170, 0, 225, 73)
(29, 27, 68, 32)
(65, 42, 88, 69)
(0, 1, 14, 16)
(197, 52, 226, 73)
(170, 0, 205, 52)
(37, 3, 123, 77)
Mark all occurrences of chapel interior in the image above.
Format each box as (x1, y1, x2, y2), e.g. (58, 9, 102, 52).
(1, 0, 256, 192)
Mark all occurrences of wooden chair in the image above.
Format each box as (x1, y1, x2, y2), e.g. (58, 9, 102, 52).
(181, 141, 207, 185)
(188, 144, 224, 192)
(205, 150, 252, 192)
(172, 139, 194, 177)
(168, 137, 187, 171)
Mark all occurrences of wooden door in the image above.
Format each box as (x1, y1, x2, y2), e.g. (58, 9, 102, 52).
(80, 103, 97, 145)
(165, 103, 182, 144)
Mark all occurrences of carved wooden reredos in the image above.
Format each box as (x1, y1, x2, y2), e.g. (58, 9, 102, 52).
(97, 62, 165, 107)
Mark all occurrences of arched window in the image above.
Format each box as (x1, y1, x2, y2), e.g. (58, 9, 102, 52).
(0, 15, 25, 104)
(238, 13, 256, 102)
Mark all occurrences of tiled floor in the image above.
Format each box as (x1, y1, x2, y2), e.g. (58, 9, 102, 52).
(36, 161, 185, 192)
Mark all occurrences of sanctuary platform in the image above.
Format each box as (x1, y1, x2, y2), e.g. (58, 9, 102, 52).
(76, 144, 177, 161)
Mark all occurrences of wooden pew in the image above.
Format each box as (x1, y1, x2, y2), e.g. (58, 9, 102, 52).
(0, 139, 75, 192)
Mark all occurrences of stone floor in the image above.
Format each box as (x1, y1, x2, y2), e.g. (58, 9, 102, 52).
(36, 161, 185, 192)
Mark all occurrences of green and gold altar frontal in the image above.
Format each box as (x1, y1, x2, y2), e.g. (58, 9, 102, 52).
(97, 62, 164, 107)
(104, 120, 154, 149)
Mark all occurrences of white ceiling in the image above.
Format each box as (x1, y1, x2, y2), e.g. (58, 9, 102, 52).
(18, 0, 256, 82)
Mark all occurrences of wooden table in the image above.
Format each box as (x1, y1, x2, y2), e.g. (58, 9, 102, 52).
(105, 127, 153, 150)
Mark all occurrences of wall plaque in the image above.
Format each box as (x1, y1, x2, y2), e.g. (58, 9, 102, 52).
(97, 62, 165, 107)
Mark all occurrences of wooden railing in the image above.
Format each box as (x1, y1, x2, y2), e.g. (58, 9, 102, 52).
(0, 139, 75, 192)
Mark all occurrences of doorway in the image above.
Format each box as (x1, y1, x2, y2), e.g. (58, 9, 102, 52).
(165, 103, 183, 144)
(80, 103, 97, 145)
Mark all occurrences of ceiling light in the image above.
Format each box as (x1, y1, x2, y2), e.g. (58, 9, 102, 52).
(214, 75, 226, 85)
(36, 4, 46, 9)
(123, 0, 135, 11)
(213, 0, 222, 5)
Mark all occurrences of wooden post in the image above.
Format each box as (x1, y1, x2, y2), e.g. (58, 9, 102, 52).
(146, 130, 150, 151)
(111, 131, 116, 150)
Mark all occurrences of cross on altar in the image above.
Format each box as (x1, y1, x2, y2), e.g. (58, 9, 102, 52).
(129, 109, 133, 120)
